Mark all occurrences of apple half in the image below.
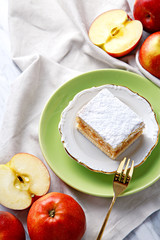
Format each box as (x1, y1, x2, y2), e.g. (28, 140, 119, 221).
(0, 153, 50, 210)
(89, 9, 143, 57)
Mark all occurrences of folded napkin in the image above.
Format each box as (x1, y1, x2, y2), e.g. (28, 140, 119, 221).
(0, 0, 160, 239)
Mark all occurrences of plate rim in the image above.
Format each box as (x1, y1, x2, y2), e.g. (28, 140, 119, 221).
(58, 84, 159, 174)
(39, 69, 160, 197)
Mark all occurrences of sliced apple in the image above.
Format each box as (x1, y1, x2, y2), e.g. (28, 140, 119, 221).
(0, 153, 50, 210)
(89, 9, 143, 57)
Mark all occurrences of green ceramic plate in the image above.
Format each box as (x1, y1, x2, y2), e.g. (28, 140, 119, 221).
(39, 69, 160, 197)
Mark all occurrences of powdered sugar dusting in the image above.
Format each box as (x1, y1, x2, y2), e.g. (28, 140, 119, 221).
(78, 88, 144, 149)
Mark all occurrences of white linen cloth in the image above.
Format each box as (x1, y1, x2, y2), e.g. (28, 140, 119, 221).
(0, 0, 160, 239)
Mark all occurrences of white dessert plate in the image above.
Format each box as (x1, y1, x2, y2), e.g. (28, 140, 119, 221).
(59, 84, 159, 174)
(136, 51, 160, 87)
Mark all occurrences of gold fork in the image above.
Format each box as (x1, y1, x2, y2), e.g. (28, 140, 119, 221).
(96, 157, 134, 240)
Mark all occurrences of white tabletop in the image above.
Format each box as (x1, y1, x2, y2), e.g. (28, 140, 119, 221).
(0, 0, 159, 239)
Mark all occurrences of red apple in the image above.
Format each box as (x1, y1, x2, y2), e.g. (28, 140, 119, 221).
(88, 9, 143, 57)
(0, 153, 50, 210)
(139, 31, 160, 79)
(133, 0, 160, 33)
(27, 192, 86, 240)
(0, 211, 26, 240)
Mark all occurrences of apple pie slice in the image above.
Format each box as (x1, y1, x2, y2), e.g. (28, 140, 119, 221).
(76, 88, 145, 159)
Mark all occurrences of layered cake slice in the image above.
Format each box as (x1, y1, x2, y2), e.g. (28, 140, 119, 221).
(76, 88, 145, 159)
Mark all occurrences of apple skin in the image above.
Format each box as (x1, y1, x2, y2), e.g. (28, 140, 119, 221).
(27, 192, 86, 240)
(107, 40, 141, 58)
(133, 0, 160, 33)
(0, 211, 26, 240)
(139, 31, 160, 79)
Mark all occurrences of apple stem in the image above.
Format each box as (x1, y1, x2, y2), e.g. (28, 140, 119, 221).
(145, 13, 150, 19)
(49, 209, 55, 218)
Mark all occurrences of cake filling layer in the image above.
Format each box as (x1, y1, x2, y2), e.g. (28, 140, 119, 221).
(77, 117, 143, 159)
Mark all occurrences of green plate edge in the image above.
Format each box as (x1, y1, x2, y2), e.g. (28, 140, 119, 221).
(39, 69, 160, 197)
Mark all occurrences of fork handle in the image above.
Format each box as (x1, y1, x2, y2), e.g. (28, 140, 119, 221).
(96, 195, 117, 240)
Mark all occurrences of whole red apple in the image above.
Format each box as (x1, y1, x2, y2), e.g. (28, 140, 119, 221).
(139, 31, 160, 79)
(27, 192, 86, 240)
(133, 0, 160, 33)
(0, 211, 26, 240)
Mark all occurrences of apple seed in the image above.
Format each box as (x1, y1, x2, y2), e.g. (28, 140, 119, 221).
(111, 27, 120, 36)
(17, 176, 24, 183)
(14, 174, 30, 191)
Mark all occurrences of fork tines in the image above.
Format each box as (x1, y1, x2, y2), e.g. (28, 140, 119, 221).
(114, 157, 134, 184)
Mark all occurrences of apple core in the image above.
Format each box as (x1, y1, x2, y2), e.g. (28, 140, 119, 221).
(14, 174, 30, 191)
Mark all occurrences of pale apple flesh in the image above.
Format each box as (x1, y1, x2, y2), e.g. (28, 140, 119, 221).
(0, 165, 32, 210)
(89, 9, 143, 57)
(0, 153, 50, 210)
